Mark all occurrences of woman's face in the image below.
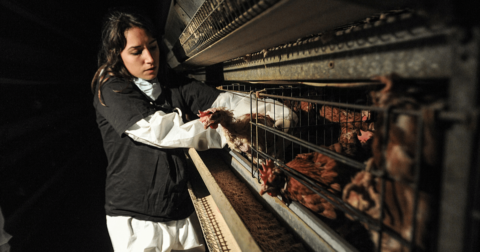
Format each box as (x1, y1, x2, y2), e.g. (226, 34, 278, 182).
(120, 27, 159, 80)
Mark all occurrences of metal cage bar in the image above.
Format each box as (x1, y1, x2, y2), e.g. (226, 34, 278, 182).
(179, 0, 279, 58)
(215, 80, 451, 251)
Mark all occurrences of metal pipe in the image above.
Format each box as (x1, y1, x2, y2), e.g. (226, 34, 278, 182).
(376, 105, 393, 252)
(253, 123, 366, 170)
(409, 111, 425, 250)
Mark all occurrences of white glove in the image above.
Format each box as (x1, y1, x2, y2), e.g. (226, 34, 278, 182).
(126, 108, 227, 151)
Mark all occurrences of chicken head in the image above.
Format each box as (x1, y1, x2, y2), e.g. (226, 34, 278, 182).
(197, 108, 219, 129)
(259, 160, 289, 203)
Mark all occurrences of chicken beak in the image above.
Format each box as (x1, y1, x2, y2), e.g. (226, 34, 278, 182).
(259, 188, 266, 195)
(260, 185, 279, 197)
(259, 183, 270, 195)
(203, 121, 218, 130)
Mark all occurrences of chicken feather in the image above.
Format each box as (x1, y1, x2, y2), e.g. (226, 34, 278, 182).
(343, 159, 430, 252)
(342, 74, 445, 251)
(198, 107, 285, 164)
(259, 153, 355, 219)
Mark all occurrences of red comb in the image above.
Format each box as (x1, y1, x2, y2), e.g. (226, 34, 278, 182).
(197, 109, 217, 129)
(260, 160, 275, 182)
(357, 130, 374, 143)
(197, 110, 212, 117)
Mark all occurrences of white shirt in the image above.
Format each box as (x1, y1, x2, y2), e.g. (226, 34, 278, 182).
(132, 77, 162, 100)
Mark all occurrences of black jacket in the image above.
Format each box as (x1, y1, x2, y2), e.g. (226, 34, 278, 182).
(93, 76, 219, 222)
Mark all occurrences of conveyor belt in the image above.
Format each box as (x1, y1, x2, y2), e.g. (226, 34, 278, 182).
(185, 149, 262, 252)
(188, 182, 241, 252)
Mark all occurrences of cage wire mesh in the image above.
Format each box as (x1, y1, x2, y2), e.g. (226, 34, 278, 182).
(206, 4, 454, 252)
(179, 0, 280, 57)
(217, 79, 446, 251)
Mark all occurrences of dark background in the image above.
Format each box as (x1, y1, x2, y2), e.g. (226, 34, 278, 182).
(0, 0, 169, 251)
(2, 1, 478, 251)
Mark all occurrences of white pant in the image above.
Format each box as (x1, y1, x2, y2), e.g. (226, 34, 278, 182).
(106, 212, 205, 252)
(0, 244, 10, 252)
(0, 207, 11, 252)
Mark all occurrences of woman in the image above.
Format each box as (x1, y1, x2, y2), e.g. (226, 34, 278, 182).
(92, 7, 294, 252)
(92, 8, 224, 252)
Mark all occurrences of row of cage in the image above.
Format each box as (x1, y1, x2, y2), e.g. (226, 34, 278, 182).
(178, 0, 279, 58)
(216, 78, 448, 251)
(180, 2, 477, 252)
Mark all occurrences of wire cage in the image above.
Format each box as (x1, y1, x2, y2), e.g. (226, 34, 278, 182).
(198, 2, 480, 251)
(178, 0, 280, 58)
(217, 79, 449, 251)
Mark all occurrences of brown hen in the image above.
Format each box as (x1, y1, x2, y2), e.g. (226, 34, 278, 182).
(342, 74, 445, 251)
(324, 130, 374, 162)
(369, 74, 445, 183)
(320, 105, 375, 133)
(319, 105, 375, 160)
(259, 153, 354, 219)
(283, 100, 316, 122)
(198, 107, 284, 164)
(343, 159, 429, 252)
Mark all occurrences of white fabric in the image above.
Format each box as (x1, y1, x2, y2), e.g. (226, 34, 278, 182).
(133, 78, 162, 100)
(211, 92, 298, 132)
(126, 108, 227, 151)
(106, 213, 205, 252)
(126, 89, 297, 149)
(0, 207, 11, 250)
(0, 243, 10, 252)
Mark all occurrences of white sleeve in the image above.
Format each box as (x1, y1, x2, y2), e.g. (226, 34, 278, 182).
(125, 109, 227, 151)
(211, 92, 298, 132)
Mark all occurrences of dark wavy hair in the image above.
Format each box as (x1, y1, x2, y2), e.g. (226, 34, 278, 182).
(91, 7, 158, 106)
